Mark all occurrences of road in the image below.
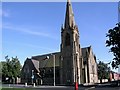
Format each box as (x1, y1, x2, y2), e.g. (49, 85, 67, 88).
(87, 87, 120, 90)
(2, 84, 120, 90)
(29, 87, 120, 90)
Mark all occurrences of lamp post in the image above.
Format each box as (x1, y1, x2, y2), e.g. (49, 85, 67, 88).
(40, 56, 50, 85)
(42, 54, 55, 86)
(53, 54, 55, 86)
(47, 54, 55, 86)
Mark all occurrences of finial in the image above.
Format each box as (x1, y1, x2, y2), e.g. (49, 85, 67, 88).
(67, 0, 70, 3)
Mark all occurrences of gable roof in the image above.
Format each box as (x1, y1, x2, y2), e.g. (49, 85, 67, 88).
(82, 46, 97, 63)
(31, 59, 39, 72)
(32, 52, 61, 68)
(81, 46, 91, 58)
(22, 58, 39, 73)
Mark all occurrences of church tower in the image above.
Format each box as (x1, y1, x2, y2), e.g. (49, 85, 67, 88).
(60, 0, 82, 85)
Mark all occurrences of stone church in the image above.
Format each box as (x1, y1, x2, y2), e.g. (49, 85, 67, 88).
(21, 0, 98, 85)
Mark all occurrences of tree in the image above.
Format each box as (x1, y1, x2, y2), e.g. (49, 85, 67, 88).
(97, 61, 110, 83)
(1, 61, 8, 82)
(106, 23, 120, 68)
(2, 56, 22, 83)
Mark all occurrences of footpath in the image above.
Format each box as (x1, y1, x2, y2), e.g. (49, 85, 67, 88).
(82, 80, 120, 88)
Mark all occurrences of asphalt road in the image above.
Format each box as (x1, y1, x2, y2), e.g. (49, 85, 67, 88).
(26, 86, 120, 90)
(87, 87, 120, 90)
(17, 86, 120, 90)
(2, 84, 120, 90)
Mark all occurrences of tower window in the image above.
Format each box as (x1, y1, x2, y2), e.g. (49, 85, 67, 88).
(65, 33, 70, 46)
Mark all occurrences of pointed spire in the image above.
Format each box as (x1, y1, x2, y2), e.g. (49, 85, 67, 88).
(64, 0, 76, 29)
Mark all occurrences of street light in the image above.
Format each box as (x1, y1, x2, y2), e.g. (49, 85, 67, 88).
(47, 54, 55, 86)
(40, 55, 56, 86)
(43, 56, 49, 60)
(40, 56, 50, 85)
(53, 54, 55, 86)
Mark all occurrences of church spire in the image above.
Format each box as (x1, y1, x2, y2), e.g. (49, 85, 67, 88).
(64, 0, 76, 29)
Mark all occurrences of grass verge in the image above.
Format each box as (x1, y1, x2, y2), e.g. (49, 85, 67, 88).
(1, 88, 32, 90)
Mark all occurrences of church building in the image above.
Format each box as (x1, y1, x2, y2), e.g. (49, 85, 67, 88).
(21, 0, 98, 85)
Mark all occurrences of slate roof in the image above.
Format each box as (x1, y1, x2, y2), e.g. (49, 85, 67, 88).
(81, 46, 91, 58)
(32, 52, 61, 68)
(22, 58, 39, 73)
(81, 46, 97, 63)
(31, 59, 39, 72)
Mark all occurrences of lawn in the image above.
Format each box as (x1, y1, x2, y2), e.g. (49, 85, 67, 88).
(1, 88, 32, 90)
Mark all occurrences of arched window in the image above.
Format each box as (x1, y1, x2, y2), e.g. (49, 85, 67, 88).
(65, 33, 70, 46)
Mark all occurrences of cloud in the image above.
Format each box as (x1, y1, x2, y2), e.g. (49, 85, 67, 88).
(3, 24, 58, 40)
(3, 41, 57, 52)
(22, 43, 56, 51)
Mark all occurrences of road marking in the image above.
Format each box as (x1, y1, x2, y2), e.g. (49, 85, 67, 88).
(85, 86, 95, 90)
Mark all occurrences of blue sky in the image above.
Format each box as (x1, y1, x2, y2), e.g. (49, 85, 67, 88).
(2, 2, 118, 71)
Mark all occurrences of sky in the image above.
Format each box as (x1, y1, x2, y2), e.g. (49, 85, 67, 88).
(1, 1, 118, 71)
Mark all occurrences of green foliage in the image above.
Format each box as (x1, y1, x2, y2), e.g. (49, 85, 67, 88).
(106, 23, 120, 68)
(2, 56, 22, 83)
(1, 61, 8, 77)
(97, 61, 110, 80)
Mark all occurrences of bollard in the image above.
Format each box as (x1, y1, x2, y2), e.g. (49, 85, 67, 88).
(75, 82, 78, 90)
(33, 83, 35, 87)
(9, 84, 10, 87)
(25, 83, 27, 87)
